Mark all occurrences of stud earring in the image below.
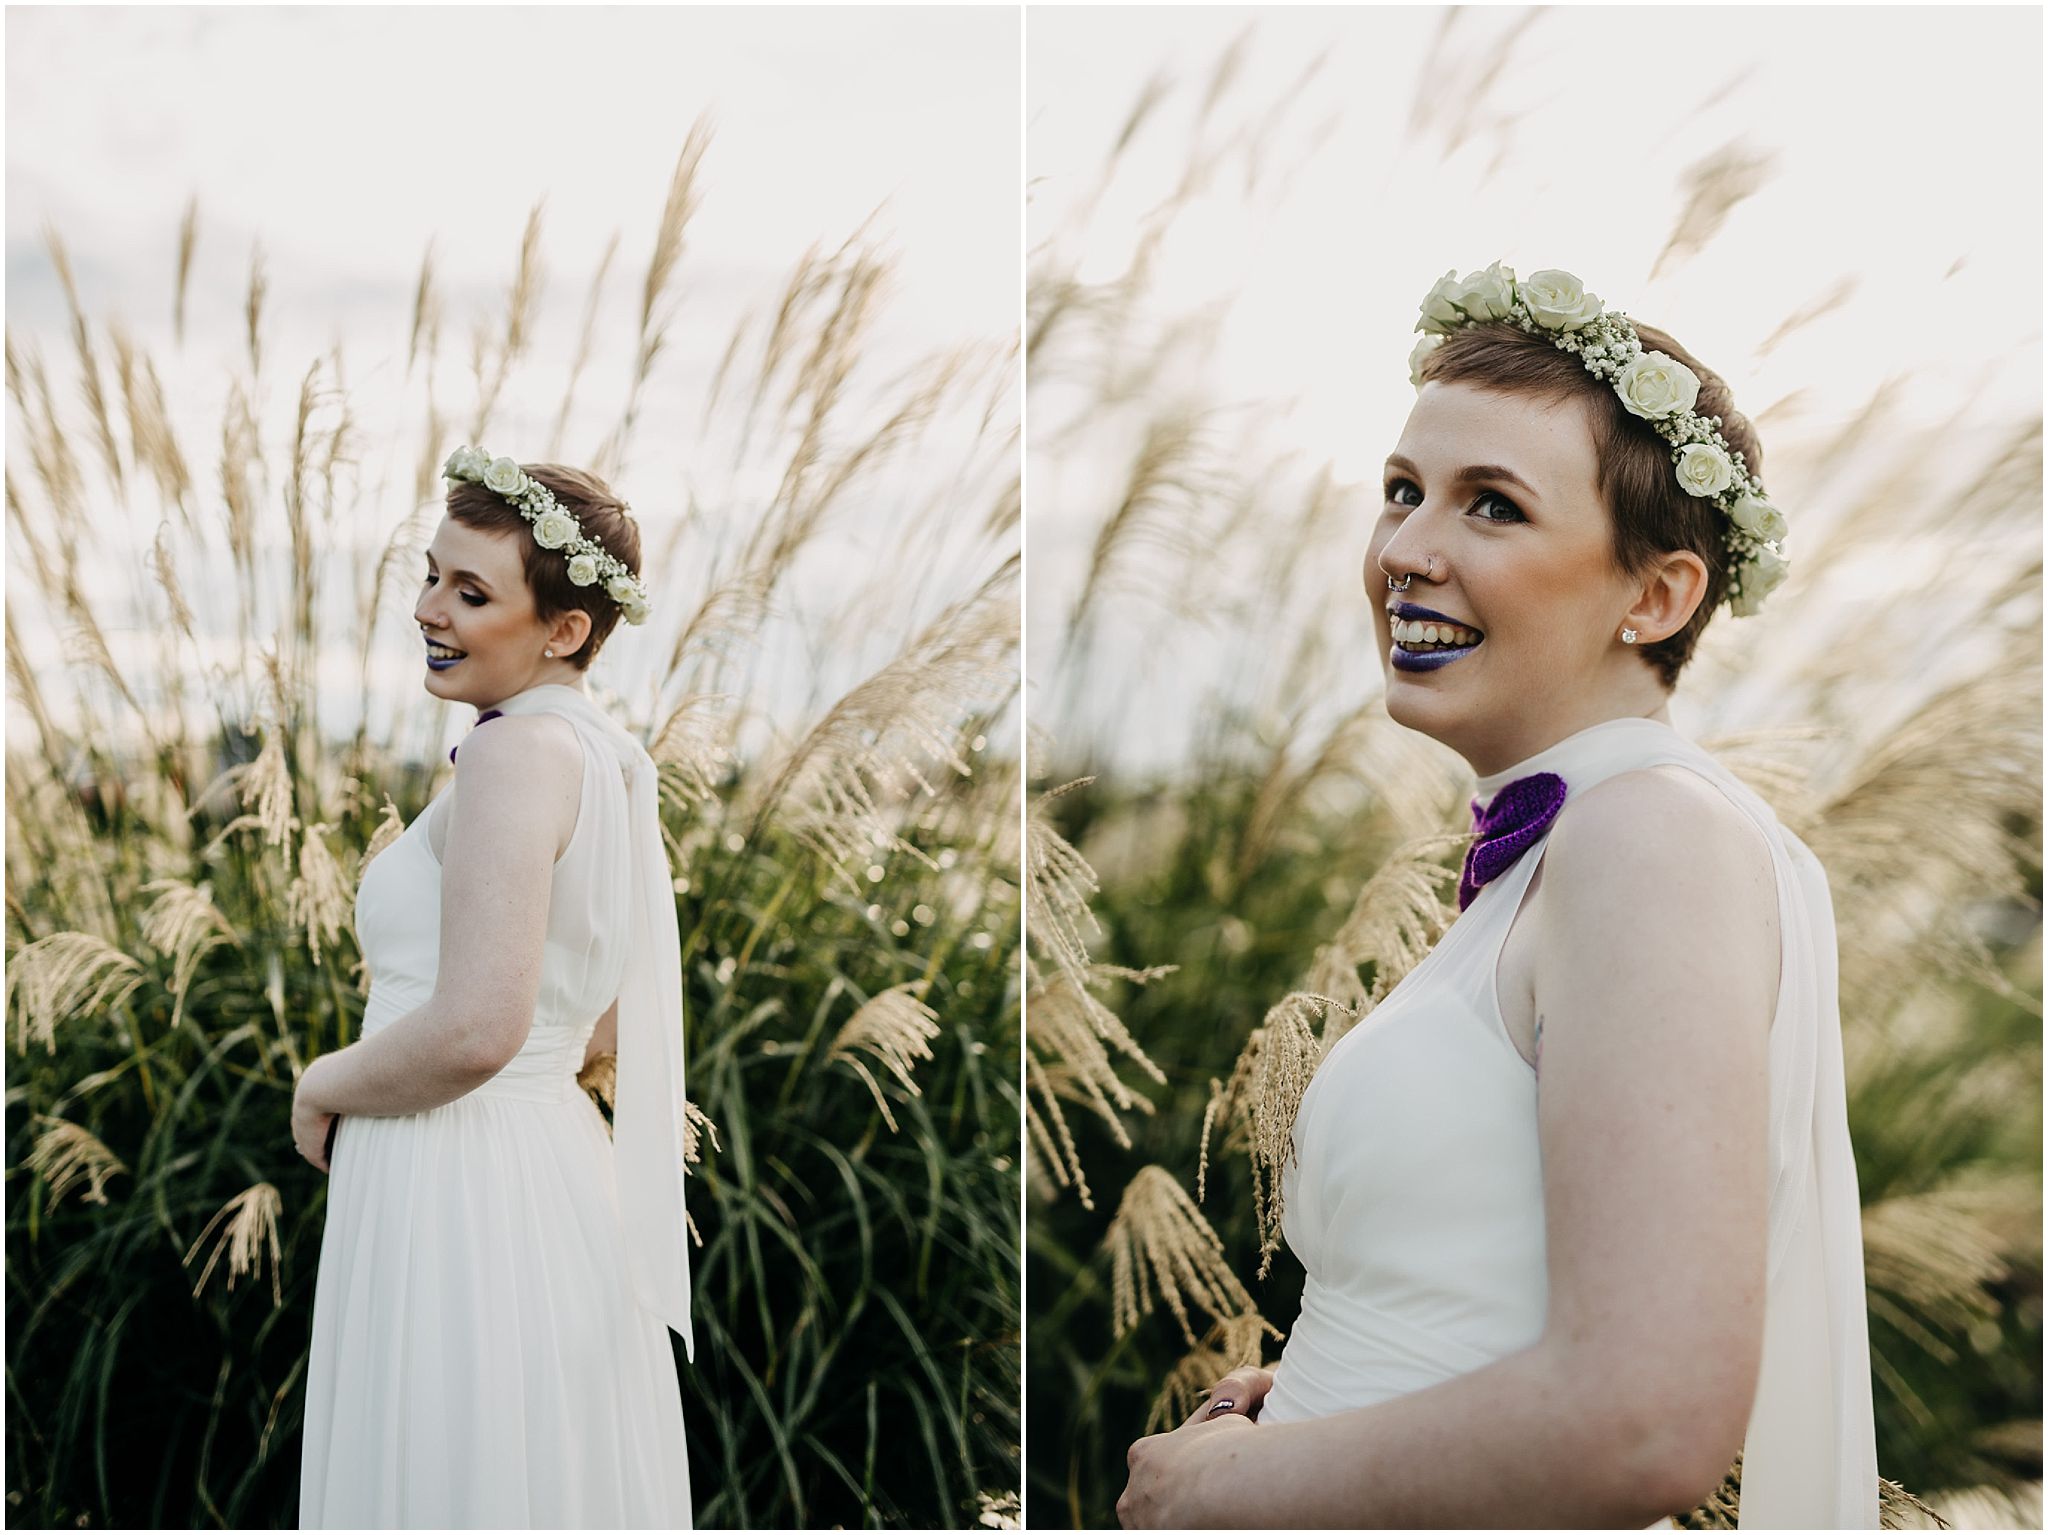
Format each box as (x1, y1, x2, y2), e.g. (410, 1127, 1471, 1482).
(1620, 628, 1638, 644)
(544, 647, 554, 658)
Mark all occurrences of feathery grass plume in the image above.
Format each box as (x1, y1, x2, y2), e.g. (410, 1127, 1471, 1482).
(244, 239, 267, 379)
(24, 1114, 127, 1206)
(758, 568, 1018, 882)
(1797, 666, 2043, 1028)
(111, 323, 194, 518)
(1144, 1312, 1277, 1434)
(1105, 1163, 1273, 1347)
(975, 1489, 1023, 1530)
(7, 933, 145, 1054)
(681, 1100, 719, 1247)
(139, 878, 238, 1030)
(237, 725, 296, 848)
(1200, 993, 1352, 1278)
(183, 1182, 284, 1308)
(603, 117, 713, 477)
(547, 228, 617, 457)
(284, 823, 353, 967)
(1026, 778, 1102, 990)
(41, 224, 124, 494)
(405, 237, 438, 378)
(467, 200, 546, 446)
(173, 195, 197, 346)
(1671, 1450, 1956, 1529)
(148, 522, 198, 646)
(1301, 832, 1467, 1034)
(577, 1050, 618, 1116)
(1861, 1168, 2041, 1369)
(828, 981, 942, 1133)
(358, 796, 406, 881)
(650, 693, 733, 813)
(1650, 141, 1781, 282)
(1024, 963, 1173, 1203)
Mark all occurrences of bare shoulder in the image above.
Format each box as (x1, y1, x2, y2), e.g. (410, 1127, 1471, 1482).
(1535, 763, 1780, 1012)
(446, 714, 583, 856)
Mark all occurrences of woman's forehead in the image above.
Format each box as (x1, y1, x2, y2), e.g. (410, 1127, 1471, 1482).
(1395, 382, 1597, 486)
(427, 516, 525, 573)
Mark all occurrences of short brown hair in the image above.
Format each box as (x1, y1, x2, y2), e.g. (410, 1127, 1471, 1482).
(445, 462, 642, 671)
(1415, 321, 1764, 689)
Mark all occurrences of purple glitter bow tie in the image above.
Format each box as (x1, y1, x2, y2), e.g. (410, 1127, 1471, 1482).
(449, 709, 503, 764)
(1459, 771, 1568, 910)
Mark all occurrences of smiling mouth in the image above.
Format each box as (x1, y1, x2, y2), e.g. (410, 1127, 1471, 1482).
(424, 640, 467, 662)
(1389, 617, 1484, 652)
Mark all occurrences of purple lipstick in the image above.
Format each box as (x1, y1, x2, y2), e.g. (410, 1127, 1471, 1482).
(1386, 601, 1484, 673)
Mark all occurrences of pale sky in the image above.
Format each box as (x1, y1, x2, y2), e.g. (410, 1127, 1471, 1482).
(1026, 5, 2044, 771)
(6, 6, 1021, 752)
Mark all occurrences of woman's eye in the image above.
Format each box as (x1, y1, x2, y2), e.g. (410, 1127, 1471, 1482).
(459, 592, 486, 607)
(1382, 478, 1524, 524)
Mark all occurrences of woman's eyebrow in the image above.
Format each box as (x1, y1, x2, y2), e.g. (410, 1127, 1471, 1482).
(424, 555, 494, 592)
(1384, 453, 1539, 499)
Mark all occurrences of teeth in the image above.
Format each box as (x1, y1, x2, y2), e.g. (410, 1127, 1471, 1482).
(426, 643, 465, 659)
(1393, 618, 1482, 648)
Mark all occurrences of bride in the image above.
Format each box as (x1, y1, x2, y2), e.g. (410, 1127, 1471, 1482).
(291, 450, 696, 1527)
(1118, 265, 1877, 1528)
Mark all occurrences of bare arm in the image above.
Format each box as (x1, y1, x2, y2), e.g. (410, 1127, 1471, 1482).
(1121, 769, 1777, 1528)
(297, 715, 583, 1120)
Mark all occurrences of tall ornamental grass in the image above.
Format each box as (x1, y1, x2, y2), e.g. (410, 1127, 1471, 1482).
(7, 125, 1022, 1530)
(1025, 34, 2041, 1531)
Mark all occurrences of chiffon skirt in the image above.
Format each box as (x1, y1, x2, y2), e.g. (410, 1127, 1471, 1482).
(299, 1086, 693, 1528)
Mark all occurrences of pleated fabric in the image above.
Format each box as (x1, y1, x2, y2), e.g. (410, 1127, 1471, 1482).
(300, 684, 692, 1528)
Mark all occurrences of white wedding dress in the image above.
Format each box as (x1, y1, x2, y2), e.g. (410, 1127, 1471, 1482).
(300, 685, 694, 1528)
(1257, 715, 1879, 1528)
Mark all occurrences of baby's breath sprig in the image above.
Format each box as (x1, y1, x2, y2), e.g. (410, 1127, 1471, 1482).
(442, 446, 651, 624)
(1408, 263, 1790, 617)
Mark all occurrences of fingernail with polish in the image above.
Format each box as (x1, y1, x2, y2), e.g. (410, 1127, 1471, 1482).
(1204, 1398, 1235, 1417)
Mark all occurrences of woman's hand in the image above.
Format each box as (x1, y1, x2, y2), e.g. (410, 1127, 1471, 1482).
(292, 1057, 339, 1173)
(1117, 1368, 1272, 1528)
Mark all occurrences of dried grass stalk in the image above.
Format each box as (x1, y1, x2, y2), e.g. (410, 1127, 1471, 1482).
(8, 932, 145, 1054)
(1105, 1164, 1272, 1347)
(183, 1182, 284, 1308)
(828, 981, 943, 1133)
(25, 1114, 127, 1206)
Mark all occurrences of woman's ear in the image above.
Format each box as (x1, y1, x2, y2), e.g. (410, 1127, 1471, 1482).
(549, 608, 596, 658)
(1627, 549, 1710, 641)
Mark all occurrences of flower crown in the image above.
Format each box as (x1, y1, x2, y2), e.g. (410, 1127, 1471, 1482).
(441, 446, 651, 625)
(1408, 263, 1789, 617)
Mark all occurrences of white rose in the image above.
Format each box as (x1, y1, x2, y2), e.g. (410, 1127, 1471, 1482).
(483, 456, 527, 496)
(1408, 333, 1445, 386)
(566, 553, 599, 587)
(1416, 269, 1461, 334)
(1674, 442, 1734, 498)
(1729, 546, 1790, 615)
(1616, 353, 1700, 420)
(621, 595, 651, 625)
(607, 574, 639, 605)
(1727, 493, 1788, 543)
(531, 509, 578, 550)
(1446, 260, 1516, 322)
(1521, 269, 1604, 332)
(1614, 350, 1701, 421)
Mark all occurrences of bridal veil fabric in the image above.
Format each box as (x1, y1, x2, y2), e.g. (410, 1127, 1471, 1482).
(1259, 716, 1877, 1528)
(299, 683, 694, 1527)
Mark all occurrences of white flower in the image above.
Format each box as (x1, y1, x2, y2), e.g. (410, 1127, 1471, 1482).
(621, 594, 651, 625)
(566, 553, 599, 586)
(1521, 269, 1604, 332)
(1614, 350, 1701, 421)
(607, 574, 639, 605)
(1727, 493, 1788, 543)
(444, 446, 489, 481)
(531, 509, 578, 550)
(1729, 545, 1791, 616)
(1674, 442, 1734, 498)
(1416, 269, 1462, 334)
(1446, 260, 1516, 322)
(483, 456, 527, 497)
(1408, 333, 1445, 386)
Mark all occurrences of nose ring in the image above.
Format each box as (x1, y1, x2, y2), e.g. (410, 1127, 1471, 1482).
(1385, 554, 1434, 591)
